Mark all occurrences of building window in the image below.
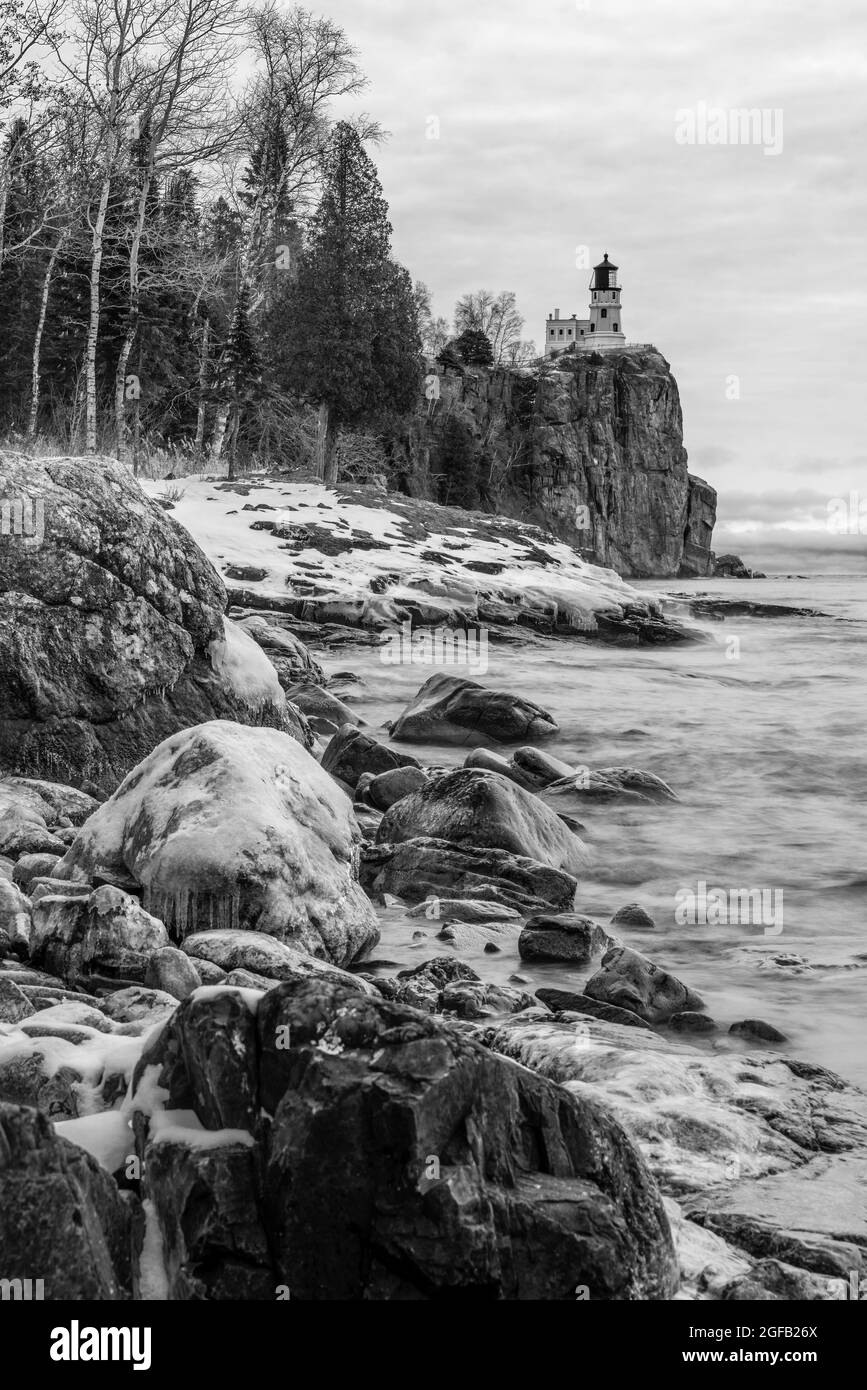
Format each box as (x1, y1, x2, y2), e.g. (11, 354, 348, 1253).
(580, 329, 585, 335)
(590, 323, 595, 332)
(550, 329, 555, 337)
(601, 308, 607, 319)
(613, 323, 618, 331)
(558, 328, 563, 336)
(567, 328, 572, 336)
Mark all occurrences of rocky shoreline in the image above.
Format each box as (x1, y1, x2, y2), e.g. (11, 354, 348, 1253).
(1, 454, 864, 1301)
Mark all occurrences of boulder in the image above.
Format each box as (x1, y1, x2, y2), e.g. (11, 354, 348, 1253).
(361, 837, 579, 913)
(55, 721, 379, 968)
(519, 913, 613, 964)
(669, 1011, 717, 1034)
(0, 976, 35, 1023)
(541, 767, 678, 812)
(283, 682, 360, 736)
(465, 746, 576, 791)
(584, 946, 704, 1023)
(256, 979, 677, 1299)
(0, 878, 32, 951)
(611, 902, 656, 931)
(0, 781, 68, 858)
(389, 956, 480, 1012)
(145, 946, 202, 1001)
(30, 884, 169, 985)
(0, 1101, 139, 1298)
(181, 928, 372, 994)
(730, 1019, 788, 1043)
(0, 451, 297, 795)
(320, 723, 421, 791)
(12, 852, 63, 888)
(376, 768, 587, 874)
(534, 988, 655, 1030)
(389, 672, 559, 745)
(365, 764, 428, 811)
(407, 897, 522, 924)
(440, 979, 537, 1020)
(235, 615, 325, 687)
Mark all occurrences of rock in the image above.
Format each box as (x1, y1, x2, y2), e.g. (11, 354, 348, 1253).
(365, 764, 428, 811)
(0, 976, 35, 1022)
(30, 885, 170, 985)
(0, 878, 32, 950)
(510, 746, 577, 788)
(56, 721, 379, 968)
(182, 929, 371, 994)
(224, 563, 267, 582)
(720, 1257, 844, 1301)
(0, 452, 296, 795)
(224, 968, 278, 990)
(320, 723, 422, 791)
(584, 946, 704, 1023)
(610, 902, 656, 930)
(669, 1011, 717, 1034)
(519, 913, 613, 964)
(0, 790, 67, 858)
(97, 984, 179, 1027)
(434, 919, 520, 954)
(689, 1211, 863, 1282)
(730, 1019, 788, 1043)
(541, 767, 677, 810)
(0, 1101, 139, 1298)
(13, 854, 63, 889)
(235, 614, 325, 687)
(283, 682, 360, 736)
(255, 978, 678, 1298)
(361, 838, 579, 913)
(389, 672, 559, 745)
(133, 988, 259, 1133)
(7, 778, 98, 826)
(389, 956, 480, 1012)
(440, 979, 536, 1019)
(0, 1053, 82, 1116)
(194, 959, 227, 985)
(145, 946, 201, 1001)
(376, 768, 587, 874)
(407, 897, 523, 924)
(534, 989, 655, 1030)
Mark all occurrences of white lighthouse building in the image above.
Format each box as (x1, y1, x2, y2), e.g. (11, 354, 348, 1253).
(545, 253, 627, 356)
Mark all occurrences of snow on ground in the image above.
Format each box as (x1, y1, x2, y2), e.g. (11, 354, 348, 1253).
(140, 474, 661, 631)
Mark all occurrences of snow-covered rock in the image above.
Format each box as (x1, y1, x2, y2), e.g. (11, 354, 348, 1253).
(56, 721, 379, 967)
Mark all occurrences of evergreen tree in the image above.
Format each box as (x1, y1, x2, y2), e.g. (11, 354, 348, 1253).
(281, 121, 421, 483)
(452, 328, 494, 367)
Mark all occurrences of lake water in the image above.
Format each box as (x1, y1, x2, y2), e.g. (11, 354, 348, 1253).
(327, 575, 867, 1087)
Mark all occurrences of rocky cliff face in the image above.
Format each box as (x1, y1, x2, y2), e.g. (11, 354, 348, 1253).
(376, 348, 716, 579)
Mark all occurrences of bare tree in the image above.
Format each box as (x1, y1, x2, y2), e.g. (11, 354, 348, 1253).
(454, 288, 525, 365)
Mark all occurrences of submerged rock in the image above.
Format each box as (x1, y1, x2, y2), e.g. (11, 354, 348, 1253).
(519, 913, 613, 964)
(376, 768, 587, 874)
(362, 837, 579, 913)
(584, 946, 704, 1024)
(610, 902, 656, 931)
(389, 672, 559, 746)
(730, 1018, 788, 1044)
(56, 721, 379, 968)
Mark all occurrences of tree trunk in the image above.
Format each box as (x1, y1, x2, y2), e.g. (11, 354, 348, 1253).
(210, 402, 230, 462)
(114, 175, 151, 466)
(226, 403, 239, 482)
(85, 150, 117, 455)
(316, 401, 339, 484)
(27, 230, 66, 442)
(194, 316, 210, 450)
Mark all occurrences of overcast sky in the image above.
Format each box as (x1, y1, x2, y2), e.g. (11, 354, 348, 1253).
(324, 0, 866, 570)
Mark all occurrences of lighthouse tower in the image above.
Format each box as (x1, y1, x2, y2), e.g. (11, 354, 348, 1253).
(544, 251, 627, 355)
(587, 253, 625, 348)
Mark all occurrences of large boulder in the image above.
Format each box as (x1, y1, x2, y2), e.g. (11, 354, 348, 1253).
(519, 913, 614, 964)
(389, 672, 559, 745)
(0, 1101, 139, 1299)
(129, 978, 678, 1299)
(361, 837, 579, 913)
(56, 721, 379, 968)
(584, 946, 704, 1024)
(376, 768, 587, 874)
(0, 451, 299, 795)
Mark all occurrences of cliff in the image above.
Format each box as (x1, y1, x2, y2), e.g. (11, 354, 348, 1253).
(363, 347, 716, 579)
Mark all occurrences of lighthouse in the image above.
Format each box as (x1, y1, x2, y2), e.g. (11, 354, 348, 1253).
(545, 251, 627, 355)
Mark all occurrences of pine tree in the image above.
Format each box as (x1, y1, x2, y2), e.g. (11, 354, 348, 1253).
(281, 121, 421, 483)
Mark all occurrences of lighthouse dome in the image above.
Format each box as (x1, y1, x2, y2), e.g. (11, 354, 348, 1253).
(592, 253, 618, 289)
